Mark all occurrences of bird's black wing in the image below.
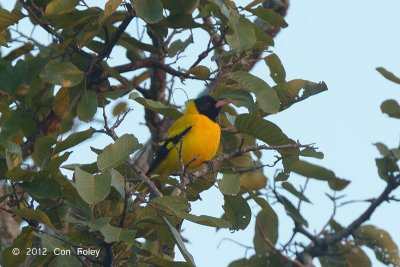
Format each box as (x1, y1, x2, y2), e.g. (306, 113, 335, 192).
(146, 126, 192, 175)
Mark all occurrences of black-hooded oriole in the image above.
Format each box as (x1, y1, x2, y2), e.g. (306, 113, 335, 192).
(147, 95, 230, 175)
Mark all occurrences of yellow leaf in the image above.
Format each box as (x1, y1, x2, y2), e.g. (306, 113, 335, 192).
(240, 172, 267, 192)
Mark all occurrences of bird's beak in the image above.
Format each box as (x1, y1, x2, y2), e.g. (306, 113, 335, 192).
(215, 99, 232, 109)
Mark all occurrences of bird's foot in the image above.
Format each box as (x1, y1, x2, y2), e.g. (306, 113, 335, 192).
(187, 172, 196, 185)
(203, 160, 216, 171)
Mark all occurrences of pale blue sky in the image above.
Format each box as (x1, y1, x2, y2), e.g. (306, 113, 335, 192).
(1, 1, 400, 266)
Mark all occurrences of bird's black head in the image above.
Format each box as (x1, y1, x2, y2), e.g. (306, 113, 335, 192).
(194, 95, 229, 122)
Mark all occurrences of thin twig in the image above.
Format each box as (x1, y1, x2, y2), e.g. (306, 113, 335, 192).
(119, 165, 129, 227)
(189, 26, 228, 69)
(256, 222, 306, 267)
(96, 4, 136, 62)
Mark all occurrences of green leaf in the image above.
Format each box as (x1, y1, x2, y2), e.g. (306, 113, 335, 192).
(119, 33, 161, 55)
(62, 162, 98, 173)
(1, 226, 35, 267)
(100, 61, 134, 90)
(77, 91, 98, 122)
(357, 225, 400, 266)
(45, 0, 79, 16)
(49, 255, 82, 267)
(0, 35, 8, 47)
(46, 8, 101, 29)
(5, 166, 31, 182)
(20, 178, 60, 200)
(231, 71, 280, 114)
(392, 148, 400, 160)
(40, 60, 84, 87)
(278, 195, 308, 227)
(381, 99, 400, 119)
(274, 170, 290, 181)
(129, 92, 182, 119)
(132, 71, 150, 87)
(0, 59, 27, 95)
(252, 23, 274, 46)
(163, 217, 196, 267)
(33, 231, 68, 251)
(102, 0, 122, 21)
(376, 67, 400, 84)
(226, 16, 256, 51)
(163, 14, 201, 29)
(97, 134, 141, 171)
(4, 43, 34, 62)
(52, 87, 70, 118)
(245, 0, 264, 9)
(291, 160, 350, 191)
(273, 79, 328, 110)
(264, 53, 286, 84)
(3, 140, 22, 170)
(299, 147, 324, 159)
(161, 0, 199, 14)
(14, 208, 55, 228)
(180, 213, 232, 228)
(91, 220, 136, 244)
(45, 152, 71, 172)
(75, 167, 111, 205)
(151, 196, 231, 228)
(375, 157, 398, 182)
(218, 174, 240, 195)
(232, 254, 289, 267)
(168, 35, 193, 57)
(112, 101, 128, 116)
(54, 129, 94, 154)
(0, 8, 25, 32)
(151, 196, 189, 213)
(186, 65, 210, 80)
(374, 142, 392, 157)
(254, 209, 278, 254)
(246, 6, 288, 28)
(223, 195, 251, 230)
(32, 136, 57, 167)
(109, 169, 125, 197)
(220, 89, 255, 112)
(344, 246, 372, 267)
(235, 114, 297, 155)
(144, 257, 192, 267)
(281, 182, 311, 203)
(239, 172, 267, 191)
(247, 190, 274, 213)
(131, 0, 163, 24)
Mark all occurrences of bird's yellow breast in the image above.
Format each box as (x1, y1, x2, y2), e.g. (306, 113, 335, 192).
(151, 113, 221, 175)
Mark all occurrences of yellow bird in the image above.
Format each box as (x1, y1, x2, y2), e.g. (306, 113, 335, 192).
(147, 95, 231, 175)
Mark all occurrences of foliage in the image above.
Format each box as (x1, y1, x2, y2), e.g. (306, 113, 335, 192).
(0, 0, 399, 266)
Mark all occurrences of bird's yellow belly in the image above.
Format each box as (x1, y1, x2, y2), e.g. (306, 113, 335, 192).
(155, 117, 220, 175)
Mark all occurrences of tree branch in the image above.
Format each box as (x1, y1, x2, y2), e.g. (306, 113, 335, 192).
(256, 222, 306, 267)
(188, 26, 227, 70)
(296, 173, 400, 263)
(96, 5, 136, 62)
(113, 59, 214, 81)
(189, 143, 314, 180)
